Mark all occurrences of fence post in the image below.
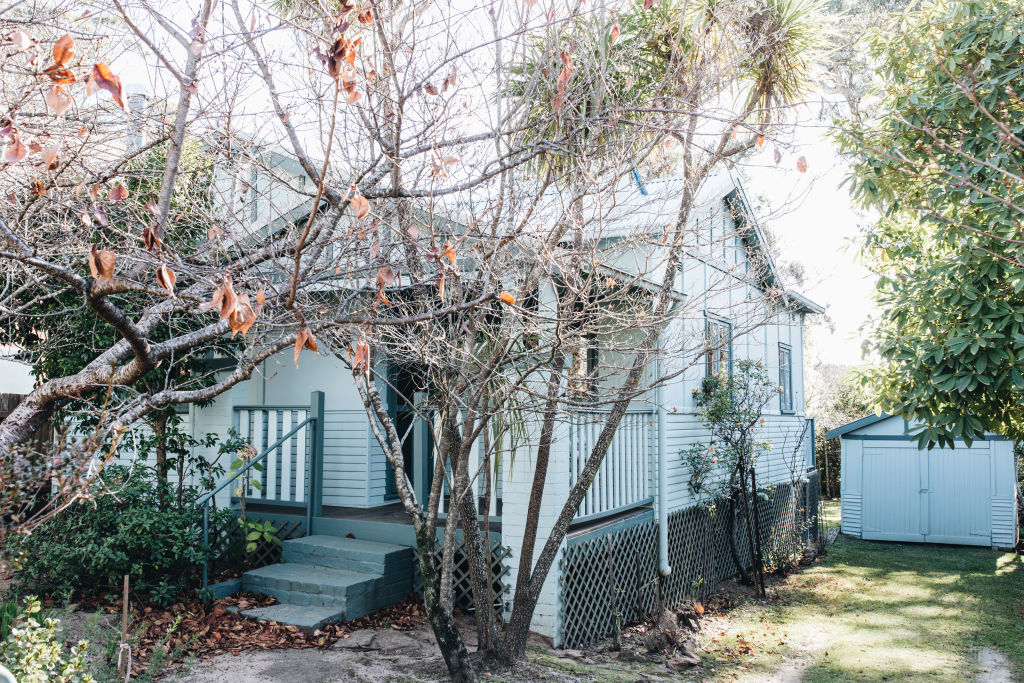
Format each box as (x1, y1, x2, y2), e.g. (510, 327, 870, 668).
(307, 391, 325, 535)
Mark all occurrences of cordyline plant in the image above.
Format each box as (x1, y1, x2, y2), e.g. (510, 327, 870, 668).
(682, 360, 778, 597)
(837, 0, 1024, 447)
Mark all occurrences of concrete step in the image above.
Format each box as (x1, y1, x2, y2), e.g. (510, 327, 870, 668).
(237, 604, 344, 634)
(242, 564, 378, 617)
(282, 535, 414, 576)
(238, 533, 417, 632)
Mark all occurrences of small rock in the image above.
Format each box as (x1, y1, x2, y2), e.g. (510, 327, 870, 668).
(666, 652, 701, 672)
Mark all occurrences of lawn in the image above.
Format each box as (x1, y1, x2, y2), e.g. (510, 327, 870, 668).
(699, 501, 1024, 681)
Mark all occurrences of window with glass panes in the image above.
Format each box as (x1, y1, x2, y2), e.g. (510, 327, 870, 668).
(705, 318, 731, 376)
(779, 344, 793, 412)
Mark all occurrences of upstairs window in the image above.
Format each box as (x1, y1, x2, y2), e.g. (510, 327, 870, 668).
(779, 343, 794, 413)
(705, 318, 731, 377)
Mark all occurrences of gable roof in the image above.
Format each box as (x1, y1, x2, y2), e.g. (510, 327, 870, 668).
(724, 180, 825, 315)
(826, 413, 892, 439)
(598, 172, 825, 315)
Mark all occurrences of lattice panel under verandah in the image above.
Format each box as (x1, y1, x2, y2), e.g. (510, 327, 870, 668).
(207, 515, 305, 580)
(560, 519, 661, 647)
(559, 480, 808, 649)
(413, 539, 512, 614)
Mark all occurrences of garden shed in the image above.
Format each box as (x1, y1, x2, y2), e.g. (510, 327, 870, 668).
(829, 414, 1018, 549)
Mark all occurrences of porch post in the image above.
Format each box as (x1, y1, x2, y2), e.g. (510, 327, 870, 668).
(413, 390, 429, 511)
(309, 391, 325, 531)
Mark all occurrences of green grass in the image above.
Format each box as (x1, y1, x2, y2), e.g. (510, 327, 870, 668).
(700, 509, 1024, 682)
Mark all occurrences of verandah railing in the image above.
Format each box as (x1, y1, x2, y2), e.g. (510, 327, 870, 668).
(197, 391, 325, 588)
(568, 408, 655, 523)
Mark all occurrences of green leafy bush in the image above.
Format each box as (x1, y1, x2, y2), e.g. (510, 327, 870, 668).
(9, 466, 234, 606)
(0, 598, 18, 642)
(0, 597, 93, 683)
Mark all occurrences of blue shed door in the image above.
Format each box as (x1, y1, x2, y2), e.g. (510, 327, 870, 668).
(860, 443, 991, 546)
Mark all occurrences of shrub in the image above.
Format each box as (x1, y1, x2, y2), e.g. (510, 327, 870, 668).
(0, 598, 18, 642)
(9, 466, 234, 606)
(0, 597, 93, 683)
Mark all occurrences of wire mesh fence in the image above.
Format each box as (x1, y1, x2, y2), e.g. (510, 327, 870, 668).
(559, 478, 812, 648)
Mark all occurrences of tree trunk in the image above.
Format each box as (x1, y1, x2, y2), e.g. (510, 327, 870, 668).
(738, 462, 764, 597)
(448, 420, 497, 651)
(727, 490, 752, 585)
(456, 488, 497, 651)
(749, 466, 765, 594)
(417, 528, 478, 683)
(151, 411, 169, 509)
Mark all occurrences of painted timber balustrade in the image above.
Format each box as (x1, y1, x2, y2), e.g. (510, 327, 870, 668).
(568, 408, 655, 522)
(198, 391, 325, 588)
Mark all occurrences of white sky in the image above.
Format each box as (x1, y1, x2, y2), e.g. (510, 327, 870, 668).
(746, 116, 877, 369)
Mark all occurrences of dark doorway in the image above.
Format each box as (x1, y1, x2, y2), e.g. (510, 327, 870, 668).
(384, 363, 432, 501)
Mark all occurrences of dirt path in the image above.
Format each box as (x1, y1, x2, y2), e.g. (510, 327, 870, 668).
(171, 627, 448, 683)
(766, 628, 830, 683)
(976, 649, 1013, 683)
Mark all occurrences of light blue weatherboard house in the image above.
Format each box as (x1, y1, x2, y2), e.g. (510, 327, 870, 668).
(119, 158, 824, 646)
(829, 414, 1018, 549)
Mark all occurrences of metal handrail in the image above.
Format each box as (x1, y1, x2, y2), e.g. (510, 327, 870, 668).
(199, 415, 315, 588)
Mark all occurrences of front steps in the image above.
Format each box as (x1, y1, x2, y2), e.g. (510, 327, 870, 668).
(239, 534, 414, 632)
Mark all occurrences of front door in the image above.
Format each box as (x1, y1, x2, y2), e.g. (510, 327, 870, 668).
(384, 363, 432, 503)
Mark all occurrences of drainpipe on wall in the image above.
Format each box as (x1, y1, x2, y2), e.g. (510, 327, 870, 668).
(656, 350, 671, 577)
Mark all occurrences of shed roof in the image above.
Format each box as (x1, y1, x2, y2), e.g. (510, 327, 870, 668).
(826, 413, 892, 439)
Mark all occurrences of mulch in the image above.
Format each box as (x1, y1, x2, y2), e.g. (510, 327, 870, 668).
(75, 592, 427, 677)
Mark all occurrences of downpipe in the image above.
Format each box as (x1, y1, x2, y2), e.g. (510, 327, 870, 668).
(656, 351, 671, 577)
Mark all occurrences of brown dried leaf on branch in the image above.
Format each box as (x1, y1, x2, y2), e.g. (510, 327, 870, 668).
(88, 245, 116, 282)
(87, 63, 125, 109)
(39, 142, 60, 170)
(4, 132, 27, 165)
(349, 191, 370, 219)
(45, 85, 73, 116)
(323, 36, 360, 80)
(198, 274, 237, 320)
(352, 339, 371, 380)
(142, 223, 162, 252)
(155, 264, 176, 296)
(43, 33, 77, 83)
(6, 30, 33, 52)
(108, 182, 128, 203)
(294, 326, 318, 367)
(551, 52, 574, 113)
(51, 33, 74, 67)
(229, 291, 257, 337)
